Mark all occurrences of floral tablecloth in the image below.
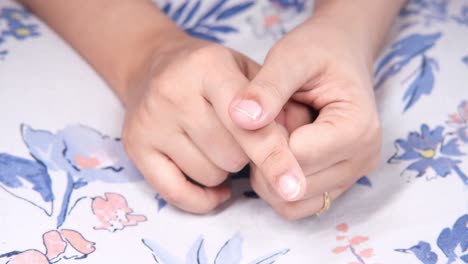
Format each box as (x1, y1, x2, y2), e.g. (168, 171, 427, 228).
(0, 0, 467, 263)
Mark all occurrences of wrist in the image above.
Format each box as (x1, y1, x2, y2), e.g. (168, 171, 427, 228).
(310, 0, 405, 67)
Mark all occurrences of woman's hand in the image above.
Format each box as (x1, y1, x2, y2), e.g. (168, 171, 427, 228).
(230, 15, 384, 220)
(121, 35, 265, 214)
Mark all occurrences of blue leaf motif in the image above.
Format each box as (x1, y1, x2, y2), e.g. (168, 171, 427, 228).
(214, 233, 243, 264)
(436, 214, 468, 264)
(185, 28, 222, 42)
(182, 0, 201, 26)
(356, 176, 372, 187)
(21, 124, 69, 171)
(155, 193, 167, 211)
(375, 32, 441, 90)
(162, 3, 172, 14)
(143, 234, 288, 263)
(395, 241, 438, 264)
(186, 237, 209, 264)
(397, 214, 468, 263)
(202, 25, 238, 33)
(402, 56, 437, 111)
(216, 1, 255, 21)
(199, 0, 229, 22)
(0, 153, 53, 202)
(249, 249, 290, 264)
(142, 239, 182, 264)
(172, 1, 189, 23)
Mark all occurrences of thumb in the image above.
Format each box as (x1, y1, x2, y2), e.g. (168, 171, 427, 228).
(229, 50, 322, 130)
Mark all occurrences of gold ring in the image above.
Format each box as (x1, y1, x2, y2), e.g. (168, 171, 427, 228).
(315, 191, 331, 216)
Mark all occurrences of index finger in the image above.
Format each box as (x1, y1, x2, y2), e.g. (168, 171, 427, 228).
(203, 67, 306, 202)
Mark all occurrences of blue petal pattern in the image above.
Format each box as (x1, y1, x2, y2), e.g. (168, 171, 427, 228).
(389, 124, 468, 184)
(0, 153, 53, 203)
(397, 214, 468, 264)
(402, 56, 438, 111)
(161, 0, 254, 43)
(143, 233, 288, 263)
(0, 7, 40, 58)
(375, 33, 441, 111)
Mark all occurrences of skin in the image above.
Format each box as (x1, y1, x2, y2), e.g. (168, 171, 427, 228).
(19, 0, 406, 219)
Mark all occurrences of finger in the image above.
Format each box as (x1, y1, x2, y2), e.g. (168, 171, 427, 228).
(302, 161, 359, 200)
(229, 47, 324, 130)
(204, 68, 306, 202)
(181, 99, 248, 173)
(162, 133, 229, 187)
(289, 105, 368, 174)
(134, 148, 230, 214)
(273, 187, 348, 220)
(250, 165, 348, 220)
(282, 101, 312, 133)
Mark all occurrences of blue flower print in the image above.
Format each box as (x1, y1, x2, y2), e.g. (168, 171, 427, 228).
(389, 124, 468, 185)
(374, 32, 441, 111)
(400, 0, 449, 27)
(0, 124, 145, 229)
(0, 6, 40, 59)
(142, 233, 289, 264)
(159, 0, 255, 43)
(396, 214, 468, 264)
(0, 7, 39, 40)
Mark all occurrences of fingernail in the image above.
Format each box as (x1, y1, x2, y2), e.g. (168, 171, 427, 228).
(232, 99, 262, 121)
(278, 173, 301, 201)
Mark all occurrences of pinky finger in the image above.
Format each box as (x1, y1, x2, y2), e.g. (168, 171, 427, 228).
(137, 149, 231, 214)
(272, 186, 349, 221)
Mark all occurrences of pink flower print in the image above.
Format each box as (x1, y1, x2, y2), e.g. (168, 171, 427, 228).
(92, 192, 147, 232)
(43, 229, 95, 262)
(332, 223, 376, 264)
(6, 229, 95, 263)
(7, 250, 49, 264)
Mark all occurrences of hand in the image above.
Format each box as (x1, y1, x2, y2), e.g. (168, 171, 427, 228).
(230, 19, 382, 220)
(121, 34, 261, 214)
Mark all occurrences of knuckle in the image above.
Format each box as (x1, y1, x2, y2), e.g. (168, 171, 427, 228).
(225, 154, 249, 173)
(260, 144, 286, 171)
(250, 77, 285, 103)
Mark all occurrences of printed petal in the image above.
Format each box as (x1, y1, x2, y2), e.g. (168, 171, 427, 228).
(336, 223, 348, 232)
(43, 230, 66, 260)
(350, 236, 369, 246)
(332, 246, 348, 254)
(142, 239, 182, 264)
(214, 233, 243, 264)
(359, 248, 374, 258)
(8, 250, 49, 264)
(60, 229, 96, 255)
(186, 237, 208, 264)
